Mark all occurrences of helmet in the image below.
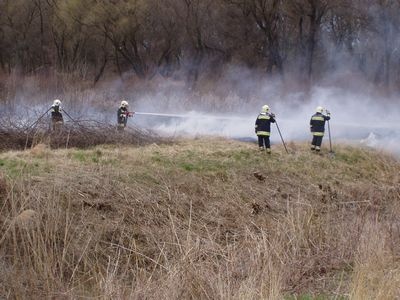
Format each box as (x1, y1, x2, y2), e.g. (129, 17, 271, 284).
(53, 99, 61, 107)
(120, 100, 129, 108)
(261, 105, 270, 113)
(316, 106, 324, 113)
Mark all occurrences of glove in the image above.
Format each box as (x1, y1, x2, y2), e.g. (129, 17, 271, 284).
(270, 113, 276, 118)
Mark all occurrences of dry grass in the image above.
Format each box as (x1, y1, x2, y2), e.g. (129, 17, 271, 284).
(0, 139, 399, 299)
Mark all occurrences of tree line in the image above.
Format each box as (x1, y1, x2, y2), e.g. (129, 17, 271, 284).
(0, 0, 399, 91)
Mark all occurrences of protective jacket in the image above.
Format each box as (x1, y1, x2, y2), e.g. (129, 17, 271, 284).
(255, 113, 276, 136)
(117, 107, 128, 126)
(310, 112, 330, 136)
(51, 106, 63, 123)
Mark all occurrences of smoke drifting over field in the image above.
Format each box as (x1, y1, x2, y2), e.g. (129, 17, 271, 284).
(129, 84, 400, 155)
(1, 73, 399, 155)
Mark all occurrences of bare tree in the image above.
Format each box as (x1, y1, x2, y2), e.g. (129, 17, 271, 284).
(0, 0, 399, 94)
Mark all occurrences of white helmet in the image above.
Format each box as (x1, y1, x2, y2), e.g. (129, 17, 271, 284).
(120, 100, 129, 108)
(316, 106, 324, 113)
(261, 105, 270, 113)
(53, 99, 61, 107)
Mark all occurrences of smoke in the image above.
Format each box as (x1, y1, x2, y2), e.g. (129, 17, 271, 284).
(1, 67, 399, 156)
(129, 80, 400, 156)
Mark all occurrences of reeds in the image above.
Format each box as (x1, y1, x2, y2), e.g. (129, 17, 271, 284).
(0, 140, 399, 299)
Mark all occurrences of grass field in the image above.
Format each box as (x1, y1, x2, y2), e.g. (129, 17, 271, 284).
(0, 139, 399, 299)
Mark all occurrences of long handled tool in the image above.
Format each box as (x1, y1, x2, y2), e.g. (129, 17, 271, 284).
(63, 109, 89, 130)
(275, 120, 289, 154)
(63, 109, 76, 123)
(327, 119, 334, 156)
(24, 107, 52, 149)
(25, 107, 52, 131)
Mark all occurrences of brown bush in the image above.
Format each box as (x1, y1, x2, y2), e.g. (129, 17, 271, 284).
(0, 120, 160, 151)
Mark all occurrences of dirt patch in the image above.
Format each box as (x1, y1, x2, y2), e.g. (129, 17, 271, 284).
(13, 209, 38, 228)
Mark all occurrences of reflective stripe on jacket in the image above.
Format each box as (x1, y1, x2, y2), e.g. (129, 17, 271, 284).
(310, 113, 330, 135)
(255, 113, 275, 136)
(313, 132, 325, 136)
(257, 131, 270, 136)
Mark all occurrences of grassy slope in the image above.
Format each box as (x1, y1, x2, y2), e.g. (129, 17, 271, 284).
(0, 139, 399, 299)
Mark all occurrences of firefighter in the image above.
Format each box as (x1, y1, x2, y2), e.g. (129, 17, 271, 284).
(117, 100, 133, 131)
(310, 106, 331, 152)
(51, 99, 64, 131)
(255, 105, 276, 153)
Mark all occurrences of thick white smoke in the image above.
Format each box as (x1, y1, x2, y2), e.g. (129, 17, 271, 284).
(130, 85, 400, 155)
(1, 72, 399, 156)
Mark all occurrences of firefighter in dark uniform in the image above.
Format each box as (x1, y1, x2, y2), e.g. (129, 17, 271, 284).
(117, 100, 133, 131)
(51, 99, 64, 131)
(255, 105, 276, 153)
(310, 106, 331, 152)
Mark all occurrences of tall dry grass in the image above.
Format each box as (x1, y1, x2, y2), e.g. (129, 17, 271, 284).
(0, 140, 399, 299)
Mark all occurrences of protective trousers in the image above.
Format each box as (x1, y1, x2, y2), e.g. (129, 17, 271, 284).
(258, 136, 271, 151)
(311, 135, 323, 151)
